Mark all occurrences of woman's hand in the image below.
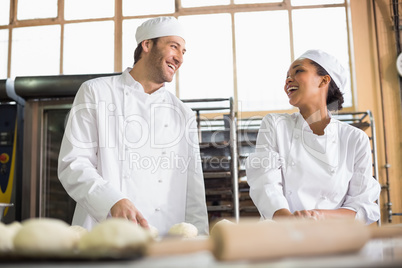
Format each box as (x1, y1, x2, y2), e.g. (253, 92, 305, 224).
(110, 198, 149, 229)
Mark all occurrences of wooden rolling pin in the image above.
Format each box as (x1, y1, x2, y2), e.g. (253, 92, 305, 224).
(146, 219, 402, 261)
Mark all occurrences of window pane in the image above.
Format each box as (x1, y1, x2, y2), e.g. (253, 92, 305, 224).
(122, 18, 176, 94)
(0, 0, 10, 25)
(123, 0, 174, 16)
(292, 7, 352, 107)
(291, 0, 344, 6)
(235, 0, 281, 4)
(178, 14, 234, 99)
(181, 0, 229, 8)
(63, 21, 114, 74)
(65, 0, 114, 20)
(0, 30, 8, 78)
(11, 25, 60, 77)
(235, 11, 292, 111)
(17, 0, 57, 20)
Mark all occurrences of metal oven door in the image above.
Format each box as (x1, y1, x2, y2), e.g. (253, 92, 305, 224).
(22, 98, 76, 224)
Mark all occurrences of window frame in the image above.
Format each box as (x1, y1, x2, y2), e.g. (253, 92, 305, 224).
(0, 0, 354, 114)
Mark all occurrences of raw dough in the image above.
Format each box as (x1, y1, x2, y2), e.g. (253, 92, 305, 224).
(69, 225, 88, 240)
(146, 224, 159, 239)
(77, 218, 150, 252)
(168, 222, 198, 238)
(13, 218, 79, 254)
(210, 219, 235, 236)
(0, 221, 22, 251)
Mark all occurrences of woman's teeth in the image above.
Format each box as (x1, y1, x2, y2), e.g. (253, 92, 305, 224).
(287, 86, 298, 93)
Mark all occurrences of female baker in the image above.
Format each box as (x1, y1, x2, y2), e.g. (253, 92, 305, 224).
(246, 49, 380, 224)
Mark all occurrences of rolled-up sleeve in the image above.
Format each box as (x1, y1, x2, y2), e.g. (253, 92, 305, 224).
(342, 134, 381, 225)
(245, 115, 289, 219)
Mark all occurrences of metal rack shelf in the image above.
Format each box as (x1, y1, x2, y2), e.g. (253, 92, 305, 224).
(182, 98, 239, 223)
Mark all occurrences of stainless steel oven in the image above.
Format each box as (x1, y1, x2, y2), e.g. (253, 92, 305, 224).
(2, 73, 116, 224)
(22, 98, 75, 223)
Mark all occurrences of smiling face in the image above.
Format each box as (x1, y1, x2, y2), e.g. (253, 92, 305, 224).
(146, 36, 186, 84)
(284, 58, 328, 110)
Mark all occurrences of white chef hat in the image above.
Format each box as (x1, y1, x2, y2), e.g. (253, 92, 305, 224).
(135, 16, 185, 45)
(298, 49, 348, 92)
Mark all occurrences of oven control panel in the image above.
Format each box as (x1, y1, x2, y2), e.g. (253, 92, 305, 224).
(0, 104, 17, 219)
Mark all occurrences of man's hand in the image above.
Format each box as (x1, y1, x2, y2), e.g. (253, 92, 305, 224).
(293, 209, 324, 220)
(110, 199, 149, 229)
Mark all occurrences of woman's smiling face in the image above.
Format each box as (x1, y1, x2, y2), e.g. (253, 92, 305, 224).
(284, 58, 326, 109)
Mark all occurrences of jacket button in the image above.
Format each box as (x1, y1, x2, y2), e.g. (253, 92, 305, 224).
(158, 179, 162, 183)
(164, 124, 168, 127)
(155, 208, 161, 212)
(294, 135, 299, 139)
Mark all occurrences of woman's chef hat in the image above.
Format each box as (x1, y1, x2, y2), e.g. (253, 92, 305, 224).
(298, 49, 348, 92)
(135, 17, 186, 45)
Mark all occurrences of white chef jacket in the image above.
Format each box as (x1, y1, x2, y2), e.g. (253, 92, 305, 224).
(245, 112, 381, 225)
(58, 68, 209, 235)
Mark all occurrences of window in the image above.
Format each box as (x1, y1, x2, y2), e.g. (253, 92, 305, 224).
(0, 30, 8, 79)
(0, 0, 10, 25)
(235, 10, 292, 111)
(0, 0, 352, 112)
(65, 0, 114, 20)
(11, 25, 60, 77)
(63, 21, 114, 74)
(123, 0, 174, 16)
(178, 14, 234, 99)
(181, 0, 229, 8)
(17, 0, 57, 20)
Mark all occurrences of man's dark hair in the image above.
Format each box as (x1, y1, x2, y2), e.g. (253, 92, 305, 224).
(133, 38, 159, 65)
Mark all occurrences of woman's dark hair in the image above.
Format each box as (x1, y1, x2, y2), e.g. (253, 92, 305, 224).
(309, 60, 344, 111)
(133, 38, 159, 65)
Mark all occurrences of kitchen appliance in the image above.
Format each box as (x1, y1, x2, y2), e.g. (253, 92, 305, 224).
(1, 74, 116, 223)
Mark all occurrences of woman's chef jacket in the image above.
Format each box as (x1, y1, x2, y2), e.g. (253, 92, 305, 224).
(246, 112, 381, 224)
(58, 68, 209, 235)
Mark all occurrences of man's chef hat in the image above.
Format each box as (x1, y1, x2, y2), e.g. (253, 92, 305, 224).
(298, 49, 348, 92)
(135, 17, 185, 45)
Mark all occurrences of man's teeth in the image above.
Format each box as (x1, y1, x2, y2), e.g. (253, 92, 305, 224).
(167, 64, 176, 71)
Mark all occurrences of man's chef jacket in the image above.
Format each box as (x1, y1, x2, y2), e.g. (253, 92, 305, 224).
(246, 112, 381, 224)
(58, 68, 209, 235)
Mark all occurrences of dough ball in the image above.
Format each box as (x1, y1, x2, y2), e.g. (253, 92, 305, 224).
(0, 223, 13, 251)
(77, 218, 150, 252)
(7, 221, 22, 234)
(210, 219, 235, 236)
(69, 225, 88, 239)
(0, 221, 22, 251)
(13, 218, 79, 254)
(168, 222, 198, 238)
(146, 224, 159, 239)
